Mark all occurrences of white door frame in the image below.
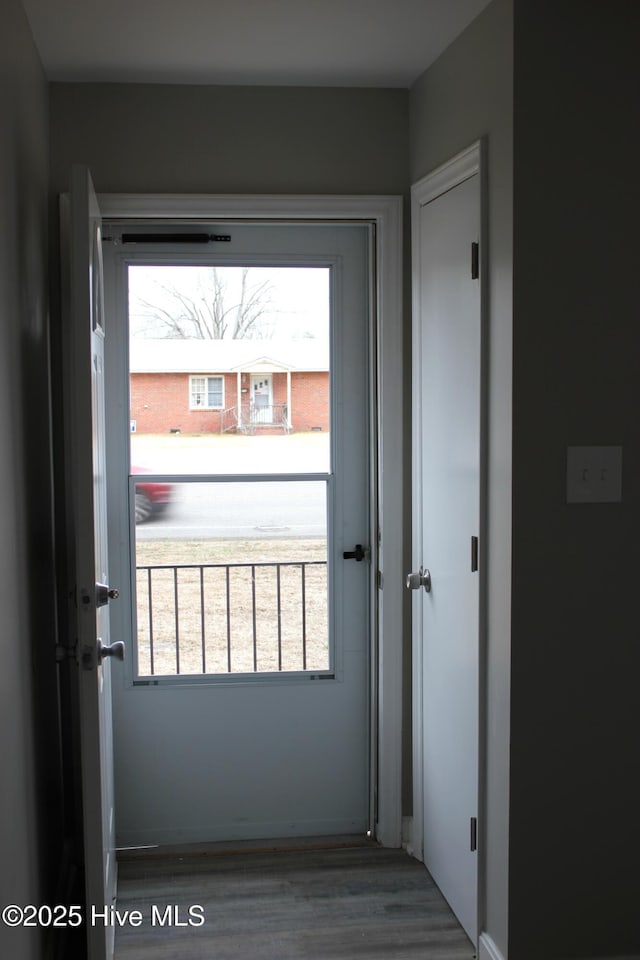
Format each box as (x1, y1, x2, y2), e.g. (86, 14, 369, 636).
(410, 142, 487, 927)
(97, 192, 404, 847)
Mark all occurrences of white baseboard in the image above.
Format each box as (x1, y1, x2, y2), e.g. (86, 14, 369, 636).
(479, 933, 506, 960)
(401, 815, 423, 861)
(401, 816, 413, 850)
(477, 937, 640, 960)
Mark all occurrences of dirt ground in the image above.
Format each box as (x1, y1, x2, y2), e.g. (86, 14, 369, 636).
(134, 537, 328, 676)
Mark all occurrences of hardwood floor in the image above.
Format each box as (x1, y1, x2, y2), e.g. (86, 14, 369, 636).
(114, 843, 475, 959)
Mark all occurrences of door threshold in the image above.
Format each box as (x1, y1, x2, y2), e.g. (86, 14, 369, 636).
(116, 833, 376, 862)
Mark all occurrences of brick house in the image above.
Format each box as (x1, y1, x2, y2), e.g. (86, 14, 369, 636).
(129, 338, 329, 435)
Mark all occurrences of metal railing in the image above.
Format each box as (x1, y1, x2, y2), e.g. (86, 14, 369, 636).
(220, 403, 290, 434)
(220, 405, 240, 433)
(135, 560, 327, 677)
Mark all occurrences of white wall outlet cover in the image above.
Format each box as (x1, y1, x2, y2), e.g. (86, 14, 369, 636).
(566, 445, 623, 503)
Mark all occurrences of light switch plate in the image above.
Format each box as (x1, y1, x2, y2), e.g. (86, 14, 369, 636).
(566, 445, 623, 503)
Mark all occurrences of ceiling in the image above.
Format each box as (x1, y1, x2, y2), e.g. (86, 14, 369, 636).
(22, 0, 492, 88)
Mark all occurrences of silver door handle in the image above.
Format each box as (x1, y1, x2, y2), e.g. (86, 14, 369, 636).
(98, 640, 125, 662)
(406, 568, 431, 593)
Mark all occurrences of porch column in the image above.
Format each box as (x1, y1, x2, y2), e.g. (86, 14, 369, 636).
(286, 370, 292, 431)
(236, 371, 242, 430)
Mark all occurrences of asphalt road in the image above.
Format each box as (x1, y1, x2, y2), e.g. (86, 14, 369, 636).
(136, 479, 327, 540)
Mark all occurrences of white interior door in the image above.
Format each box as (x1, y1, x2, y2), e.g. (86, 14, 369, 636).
(63, 166, 120, 960)
(104, 223, 372, 846)
(411, 146, 482, 943)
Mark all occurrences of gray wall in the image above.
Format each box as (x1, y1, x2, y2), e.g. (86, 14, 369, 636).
(50, 84, 409, 196)
(0, 2, 60, 958)
(44, 5, 640, 957)
(413, 0, 640, 956)
(509, 1, 640, 957)
(49, 79, 414, 817)
(410, 1, 513, 956)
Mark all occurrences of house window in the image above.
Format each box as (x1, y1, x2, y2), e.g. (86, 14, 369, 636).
(190, 375, 224, 410)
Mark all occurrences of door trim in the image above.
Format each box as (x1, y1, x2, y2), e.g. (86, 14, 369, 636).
(409, 142, 487, 924)
(98, 192, 404, 847)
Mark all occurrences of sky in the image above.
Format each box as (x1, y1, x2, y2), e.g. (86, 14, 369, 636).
(128, 265, 330, 342)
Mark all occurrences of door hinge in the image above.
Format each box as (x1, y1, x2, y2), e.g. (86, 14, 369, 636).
(81, 642, 96, 672)
(470, 816, 478, 852)
(471, 242, 479, 280)
(55, 640, 77, 664)
(471, 536, 479, 573)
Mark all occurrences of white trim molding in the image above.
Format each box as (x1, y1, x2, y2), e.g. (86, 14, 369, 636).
(479, 933, 506, 960)
(412, 142, 480, 208)
(98, 192, 405, 847)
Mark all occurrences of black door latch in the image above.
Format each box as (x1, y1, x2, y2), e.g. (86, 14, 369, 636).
(343, 544, 366, 562)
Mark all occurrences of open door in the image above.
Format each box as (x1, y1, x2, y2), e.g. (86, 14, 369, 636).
(62, 166, 120, 960)
(410, 143, 483, 944)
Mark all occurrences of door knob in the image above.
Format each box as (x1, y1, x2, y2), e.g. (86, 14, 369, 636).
(96, 582, 120, 607)
(406, 567, 431, 593)
(98, 639, 125, 663)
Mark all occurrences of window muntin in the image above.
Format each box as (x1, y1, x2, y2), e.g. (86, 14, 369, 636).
(190, 375, 224, 410)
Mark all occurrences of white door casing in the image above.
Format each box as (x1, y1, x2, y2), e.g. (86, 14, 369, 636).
(410, 143, 484, 943)
(97, 192, 403, 847)
(99, 195, 404, 846)
(61, 166, 119, 960)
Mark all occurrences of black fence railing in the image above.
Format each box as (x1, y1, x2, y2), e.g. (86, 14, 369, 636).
(135, 560, 328, 677)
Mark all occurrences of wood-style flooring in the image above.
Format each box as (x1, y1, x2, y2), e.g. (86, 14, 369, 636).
(114, 842, 475, 959)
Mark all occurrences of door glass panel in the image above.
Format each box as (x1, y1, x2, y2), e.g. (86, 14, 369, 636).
(128, 265, 331, 475)
(127, 263, 333, 680)
(132, 480, 329, 678)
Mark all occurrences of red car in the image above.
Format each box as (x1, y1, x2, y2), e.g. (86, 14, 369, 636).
(132, 466, 173, 524)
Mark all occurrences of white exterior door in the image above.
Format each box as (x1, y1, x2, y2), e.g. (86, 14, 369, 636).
(251, 374, 272, 422)
(411, 145, 483, 943)
(62, 167, 120, 960)
(104, 223, 373, 846)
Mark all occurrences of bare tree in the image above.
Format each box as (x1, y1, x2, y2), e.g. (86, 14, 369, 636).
(130, 267, 275, 340)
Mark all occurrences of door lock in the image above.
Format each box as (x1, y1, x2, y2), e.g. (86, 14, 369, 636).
(96, 582, 120, 607)
(406, 567, 431, 593)
(343, 544, 368, 562)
